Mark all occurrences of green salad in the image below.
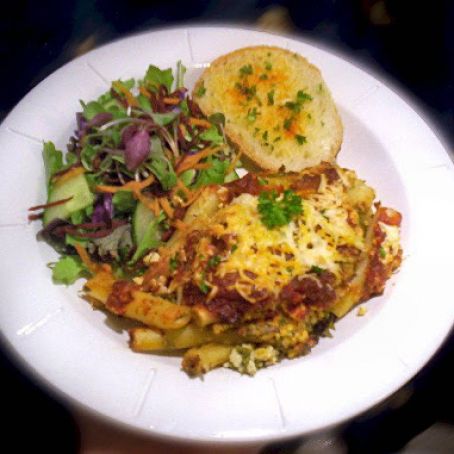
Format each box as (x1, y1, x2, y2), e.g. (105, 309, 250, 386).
(30, 62, 239, 284)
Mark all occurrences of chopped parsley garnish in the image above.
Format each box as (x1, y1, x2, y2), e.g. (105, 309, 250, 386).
(379, 247, 386, 258)
(207, 255, 221, 268)
(265, 62, 272, 71)
(198, 273, 211, 294)
(195, 82, 206, 97)
(258, 189, 303, 229)
(284, 90, 313, 113)
(262, 131, 268, 142)
(247, 107, 259, 123)
(286, 91, 312, 113)
(283, 118, 293, 131)
(284, 101, 299, 112)
(310, 265, 324, 275)
(169, 255, 179, 271)
(267, 89, 275, 106)
(295, 134, 307, 145)
(259, 74, 268, 80)
(297, 90, 312, 103)
(247, 85, 257, 99)
(239, 64, 253, 76)
(235, 82, 257, 101)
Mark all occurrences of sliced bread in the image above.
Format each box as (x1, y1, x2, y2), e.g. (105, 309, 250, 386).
(193, 46, 343, 172)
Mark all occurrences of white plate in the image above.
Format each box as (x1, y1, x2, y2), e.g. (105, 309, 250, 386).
(1, 26, 453, 444)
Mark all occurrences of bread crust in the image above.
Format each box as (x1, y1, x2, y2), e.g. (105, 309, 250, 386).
(193, 46, 343, 172)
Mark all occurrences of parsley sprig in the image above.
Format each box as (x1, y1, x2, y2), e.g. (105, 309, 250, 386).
(258, 190, 303, 229)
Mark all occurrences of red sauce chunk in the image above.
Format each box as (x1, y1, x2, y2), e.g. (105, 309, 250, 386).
(377, 207, 402, 226)
(280, 271, 336, 319)
(224, 173, 262, 202)
(106, 280, 140, 314)
(291, 174, 321, 193)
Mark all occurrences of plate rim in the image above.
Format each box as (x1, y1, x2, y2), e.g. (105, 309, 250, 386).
(1, 25, 453, 444)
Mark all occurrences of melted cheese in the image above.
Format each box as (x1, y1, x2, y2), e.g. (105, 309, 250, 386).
(379, 222, 401, 265)
(212, 174, 368, 300)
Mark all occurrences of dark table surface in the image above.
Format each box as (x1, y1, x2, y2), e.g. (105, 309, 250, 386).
(1, 1, 453, 452)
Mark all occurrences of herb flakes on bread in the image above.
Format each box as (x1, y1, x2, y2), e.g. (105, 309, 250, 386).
(193, 46, 343, 172)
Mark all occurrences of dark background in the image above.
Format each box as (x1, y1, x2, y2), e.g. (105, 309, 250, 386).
(1, 1, 453, 452)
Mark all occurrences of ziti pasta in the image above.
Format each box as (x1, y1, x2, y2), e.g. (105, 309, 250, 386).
(84, 163, 402, 376)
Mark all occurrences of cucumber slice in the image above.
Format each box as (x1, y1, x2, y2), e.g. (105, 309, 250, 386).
(133, 202, 156, 245)
(43, 171, 94, 226)
(131, 202, 164, 263)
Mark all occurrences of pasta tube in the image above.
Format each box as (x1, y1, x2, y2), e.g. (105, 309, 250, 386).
(182, 343, 233, 377)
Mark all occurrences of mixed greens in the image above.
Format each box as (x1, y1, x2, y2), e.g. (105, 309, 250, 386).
(30, 62, 238, 284)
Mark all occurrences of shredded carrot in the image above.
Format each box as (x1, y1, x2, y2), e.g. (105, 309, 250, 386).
(96, 175, 155, 194)
(158, 197, 174, 218)
(130, 175, 156, 191)
(188, 117, 212, 129)
(178, 123, 188, 138)
(149, 197, 161, 216)
(226, 150, 243, 176)
(96, 175, 161, 215)
(173, 219, 188, 230)
(139, 86, 151, 98)
(74, 244, 99, 274)
(136, 192, 161, 216)
(176, 147, 219, 174)
(94, 185, 118, 194)
(163, 97, 181, 105)
(112, 81, 139, 107)
(53, 166, 85, 186)
(174, 177, 192, 197)
(191, 163, 211, 171)
(181, 188, 203, 207)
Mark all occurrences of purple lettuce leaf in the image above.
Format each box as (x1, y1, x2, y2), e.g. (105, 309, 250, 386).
(92, 193, 113, 224)
(124, 128, 151, 171)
